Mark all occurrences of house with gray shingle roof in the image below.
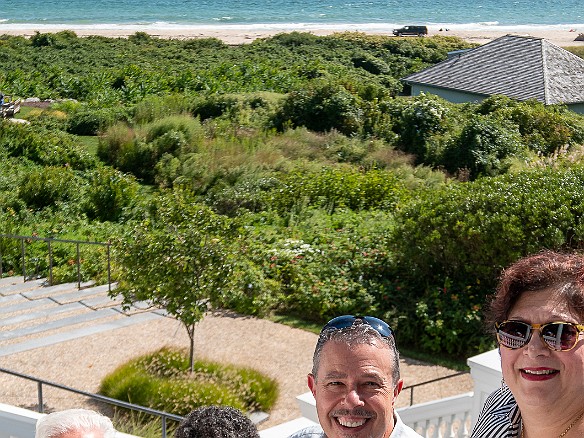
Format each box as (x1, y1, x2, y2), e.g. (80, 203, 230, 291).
(402, 34, 584, 114)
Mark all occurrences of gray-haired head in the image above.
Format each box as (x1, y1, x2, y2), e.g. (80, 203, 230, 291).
(35, 409, 116, 438)
(311, 318, 401, 386)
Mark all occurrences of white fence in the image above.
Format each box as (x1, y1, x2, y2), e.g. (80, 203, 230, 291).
(398, 393, 473, 437)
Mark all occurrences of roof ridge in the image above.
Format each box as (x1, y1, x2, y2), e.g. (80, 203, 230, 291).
(541, 40, 551, 104)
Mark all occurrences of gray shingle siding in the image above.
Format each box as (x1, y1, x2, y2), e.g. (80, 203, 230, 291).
(403, 35, 584, 106)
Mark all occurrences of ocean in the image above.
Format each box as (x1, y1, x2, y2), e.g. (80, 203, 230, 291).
(1, 0, 582, 35)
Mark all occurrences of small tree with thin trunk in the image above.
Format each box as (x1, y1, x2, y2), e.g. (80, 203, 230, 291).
(112, 188, 234, 372)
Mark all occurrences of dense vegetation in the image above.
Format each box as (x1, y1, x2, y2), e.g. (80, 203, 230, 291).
(2, 31, 584, 364)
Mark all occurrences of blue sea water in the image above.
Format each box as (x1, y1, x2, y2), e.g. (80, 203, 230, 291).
(0, 0, 582, 33)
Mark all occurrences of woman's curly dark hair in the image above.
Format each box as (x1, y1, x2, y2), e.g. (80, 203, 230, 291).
(174, 406, 259, 438)
(486, 250, 584, 332)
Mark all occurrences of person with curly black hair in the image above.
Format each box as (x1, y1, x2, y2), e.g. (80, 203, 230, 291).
(174, 405, 260, 438)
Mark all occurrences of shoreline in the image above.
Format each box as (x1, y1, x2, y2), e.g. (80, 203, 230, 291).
(1, 24, 583, 47)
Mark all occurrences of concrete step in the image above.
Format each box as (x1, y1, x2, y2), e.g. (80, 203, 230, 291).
(0, 279, 46, 296)
(19, 281, 96, 300)
(0, 301, 86, 327)
(0, 311, 164, 357)
(0, 276, 166, 357)
(0, 307, 119, 341)
(0, 275, 26, 286)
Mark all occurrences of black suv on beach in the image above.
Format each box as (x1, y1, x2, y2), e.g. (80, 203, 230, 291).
(392, 25, 428, 36)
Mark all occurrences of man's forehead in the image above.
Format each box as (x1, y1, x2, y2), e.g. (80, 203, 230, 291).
(319, 343, 393, 373)
(322, 368, 387, 381)
(58, 430, 104, 438)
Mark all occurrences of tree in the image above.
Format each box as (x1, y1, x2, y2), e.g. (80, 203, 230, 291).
(113, 188, 235, 371)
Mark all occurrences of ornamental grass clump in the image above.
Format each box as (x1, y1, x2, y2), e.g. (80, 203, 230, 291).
(99, 348, 278, 417)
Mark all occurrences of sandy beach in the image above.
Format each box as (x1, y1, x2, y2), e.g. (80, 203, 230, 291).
(1, 24, 583, 47)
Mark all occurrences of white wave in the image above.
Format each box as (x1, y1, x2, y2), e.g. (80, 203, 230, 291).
(0, 21, 582, 35)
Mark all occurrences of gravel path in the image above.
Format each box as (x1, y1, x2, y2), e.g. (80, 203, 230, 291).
(0, 311, 473, 431)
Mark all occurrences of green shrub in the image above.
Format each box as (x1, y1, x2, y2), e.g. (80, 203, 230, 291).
(24, 108, 69, 131)
(68, 106, 129, 135)
(388, 166, 584, 357)
(30, 32, 55, 47)
(239, 208, 397, 322)
(389, 93, 454, 161)
(97, 122, 134, 164)
(132, 94, 193, 125)
(98, 116, 205, 184)
(17, 166, 80, 210)
(98, 130, 156, 183)
(351, 52, 390, 75)
(443, 113, 525, 178)
(191, 95, 240, 121)
(82, 166, 139, 222)
(0, 121, 95, 169)
(265, 166, 410, 214)
(475, 96, 584, 155)
(99, 348, 278, 415)
(144, 114, 204, 154)
(272, 81, 363, 136)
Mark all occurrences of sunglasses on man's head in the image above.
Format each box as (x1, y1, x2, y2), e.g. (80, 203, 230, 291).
(495, 320, 584, 352)
(321, 315, 394, 338)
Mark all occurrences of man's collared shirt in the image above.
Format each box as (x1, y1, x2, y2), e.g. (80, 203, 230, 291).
(287, 411, 422, 438)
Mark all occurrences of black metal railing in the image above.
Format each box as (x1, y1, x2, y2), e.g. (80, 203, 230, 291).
(402, 370, 470, 406)
(0, 367, 183, 437)
(0, 234, 112, 292)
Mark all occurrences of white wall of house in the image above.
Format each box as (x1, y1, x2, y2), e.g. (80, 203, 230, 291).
(568, 102, 584, 114)
(410, 85, 486, 104)
(410, 84, 584, 115)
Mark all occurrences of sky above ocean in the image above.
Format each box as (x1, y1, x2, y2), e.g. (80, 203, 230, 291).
(1, 0, 582, 33)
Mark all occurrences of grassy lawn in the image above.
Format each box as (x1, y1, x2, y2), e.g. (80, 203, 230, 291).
(78, 135, 100, 156)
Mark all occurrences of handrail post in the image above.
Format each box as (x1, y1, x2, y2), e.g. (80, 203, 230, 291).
(21, 238, 26, 280)
(38, 382, 44, 413)
(48, 240, 53, 286)
(107, 242, 111, 293)
(76, 242, 81, 289)
(410, 386, 414, 406)
(162, 416, 167, 438)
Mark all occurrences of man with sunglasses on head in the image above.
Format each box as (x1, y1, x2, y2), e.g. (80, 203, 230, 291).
(471, 250, 584, 438)
(288, 315, 421, 438)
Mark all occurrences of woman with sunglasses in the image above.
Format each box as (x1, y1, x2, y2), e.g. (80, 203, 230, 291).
(471, 250, 584, 438)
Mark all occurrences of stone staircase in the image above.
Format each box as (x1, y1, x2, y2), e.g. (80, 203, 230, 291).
(0, 276, 166, 357)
